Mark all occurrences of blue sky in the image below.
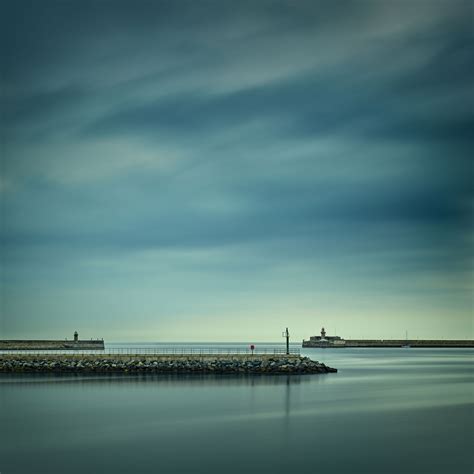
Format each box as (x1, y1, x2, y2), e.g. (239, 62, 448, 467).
(1, 0, 473, 341)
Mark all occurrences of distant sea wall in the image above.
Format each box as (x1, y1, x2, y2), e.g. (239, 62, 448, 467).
(0, 354, 336, 374)
(0, 340, 105, 350)
(345, 339, 474, 348)
(302, 339, 474, 348)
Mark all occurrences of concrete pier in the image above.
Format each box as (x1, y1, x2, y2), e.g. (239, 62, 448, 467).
(303, 328, 474, 348)
(303, 339, 474, 348)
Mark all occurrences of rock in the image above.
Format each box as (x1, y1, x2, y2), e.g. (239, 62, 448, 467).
(0, 355, 337, 374)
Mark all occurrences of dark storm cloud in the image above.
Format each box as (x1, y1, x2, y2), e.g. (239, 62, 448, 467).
(76, 19, 473, 152)
(83, 64, 474, 145)
(3, 0, 473, 154)
(2, 86, 88, 128)
(1, 159, 470, 258)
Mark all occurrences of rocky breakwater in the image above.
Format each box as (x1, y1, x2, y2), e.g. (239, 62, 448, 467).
(0, 355, 337, 375)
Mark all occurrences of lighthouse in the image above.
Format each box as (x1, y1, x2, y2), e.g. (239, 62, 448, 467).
(303, 327, 345, 347)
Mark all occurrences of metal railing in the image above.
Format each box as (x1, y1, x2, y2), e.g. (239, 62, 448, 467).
(0, 347, 300, 356)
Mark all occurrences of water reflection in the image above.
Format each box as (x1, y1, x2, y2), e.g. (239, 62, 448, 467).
(0, 372, 326, 387)
(1, 349, 472, 474)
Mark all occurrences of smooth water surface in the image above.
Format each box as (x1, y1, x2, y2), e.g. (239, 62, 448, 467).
(1, 347, 472, 474)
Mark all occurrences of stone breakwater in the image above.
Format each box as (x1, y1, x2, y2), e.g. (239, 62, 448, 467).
(0, 354, 337, 375)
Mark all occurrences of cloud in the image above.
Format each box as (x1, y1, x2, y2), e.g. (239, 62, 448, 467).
(1, 0, 472, 339)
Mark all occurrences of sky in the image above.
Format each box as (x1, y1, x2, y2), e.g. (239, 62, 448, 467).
(1, 0, 473, 342)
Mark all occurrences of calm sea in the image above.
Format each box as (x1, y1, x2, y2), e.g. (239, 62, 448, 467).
(0, 344, 472, 474)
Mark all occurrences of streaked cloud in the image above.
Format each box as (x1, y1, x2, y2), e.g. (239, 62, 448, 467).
(1, 0, 472, 340)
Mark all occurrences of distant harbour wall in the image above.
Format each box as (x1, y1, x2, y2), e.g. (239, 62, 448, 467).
(0, 340, 105, 350)
(302, 339, 474, 348)
(0, 354, 337, 374)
